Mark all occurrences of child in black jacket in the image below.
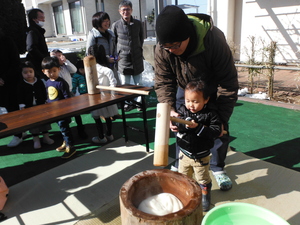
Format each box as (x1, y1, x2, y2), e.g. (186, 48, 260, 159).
(18, 61, 54, 149)
(174, 80, 222, 212)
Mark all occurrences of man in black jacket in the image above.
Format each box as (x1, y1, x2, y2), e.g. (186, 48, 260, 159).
(155, 5, 239, 191)
(26, 8, 48, 81)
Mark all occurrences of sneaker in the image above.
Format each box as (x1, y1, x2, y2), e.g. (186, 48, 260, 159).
(106, 134, 114, 141)
(170, 166, 178, 172)
(22, 132, 29, 139)
(213, 172, 232, 191)
(124, 104, 136, 112)
(61, 146, 76, 159)
(7, 136, 23, 147)
(92, 136, 107, 144)
(43, 137, 54, 145)
(135, 102, 143, 111)
(33, 137, 41, 149)
(112, 114, 123, 120)
(56, 141, 67, 152)
(34, 141, 41, 149)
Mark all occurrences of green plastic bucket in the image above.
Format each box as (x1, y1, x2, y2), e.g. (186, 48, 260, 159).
(201, 202, 290, 225)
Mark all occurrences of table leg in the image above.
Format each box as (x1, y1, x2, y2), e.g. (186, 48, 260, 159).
(141, 96, 150, 152)
(120, 101, 128, 142)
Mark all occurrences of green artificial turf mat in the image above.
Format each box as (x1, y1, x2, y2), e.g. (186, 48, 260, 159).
(0, 91, 166, 187)
(1, 94, 299, 187)
(229, 100, 300, 171)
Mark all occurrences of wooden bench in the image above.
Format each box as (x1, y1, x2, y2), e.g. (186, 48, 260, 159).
(0, 85, 153, 152)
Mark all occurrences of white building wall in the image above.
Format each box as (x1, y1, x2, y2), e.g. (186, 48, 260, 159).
(102, 1, 120, 23)
(84, 0, 99, 32)
(22, 0, 162, 41)
(238, 1, 300, 64)
(209, 0, 300, 64)
(40, 4, 54, 38)
(211, 0, 235, 42)
(22, 0, 300, 63)
(22, 0, 34, 9)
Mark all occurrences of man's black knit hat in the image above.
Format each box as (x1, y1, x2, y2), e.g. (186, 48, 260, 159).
(156, 5, 193, 44)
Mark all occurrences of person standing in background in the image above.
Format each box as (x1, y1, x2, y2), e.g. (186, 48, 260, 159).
(85, 12, 120, 84)
(111, 0, 144, 112)
(72, 60, 87, 96)
(0, 30, 24, 148)
(26, 8, 48, 81)
(50, 49, 76, 92)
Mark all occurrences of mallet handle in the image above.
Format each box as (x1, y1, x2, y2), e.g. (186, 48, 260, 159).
(170, 117, 194, 125)
(170, 117, 228, 134)
(96, 85, 150, 96)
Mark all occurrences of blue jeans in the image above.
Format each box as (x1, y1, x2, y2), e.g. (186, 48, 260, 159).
(175, 87, 229, 173)
(119, 73, 142, 86)
(57, 118, 74, 146)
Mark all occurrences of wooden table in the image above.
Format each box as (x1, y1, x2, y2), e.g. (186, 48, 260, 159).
(0, 85, 153, 152)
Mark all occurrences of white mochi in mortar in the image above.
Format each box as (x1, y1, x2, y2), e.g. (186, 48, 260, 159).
(138, 193, 183, 216)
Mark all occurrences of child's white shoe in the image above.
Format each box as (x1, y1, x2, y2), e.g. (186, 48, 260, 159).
(33, 136, 41, 149)
(92, 136, 107, 144)
(42, 133, 54, 145)
(7, 136, 23, 147)
(43, 136, 54, 145)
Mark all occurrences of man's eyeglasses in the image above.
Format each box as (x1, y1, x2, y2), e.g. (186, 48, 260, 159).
(120, 8, 131, 12)
(160, 42, 182, 50)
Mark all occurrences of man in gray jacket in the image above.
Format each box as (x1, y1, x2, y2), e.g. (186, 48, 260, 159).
(111, 0, 144, 111)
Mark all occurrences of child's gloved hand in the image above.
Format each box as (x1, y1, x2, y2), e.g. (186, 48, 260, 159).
(185, 117, 198, 129)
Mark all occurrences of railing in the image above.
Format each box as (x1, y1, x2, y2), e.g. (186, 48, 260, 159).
(235, 64, 300, 71)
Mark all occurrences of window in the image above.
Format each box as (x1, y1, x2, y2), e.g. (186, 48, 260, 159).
(53, 4, 66, 35)
(69, 1, 84, 34)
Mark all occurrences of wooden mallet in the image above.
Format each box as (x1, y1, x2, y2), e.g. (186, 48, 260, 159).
(153, 103, 227, 167)
(154, 103, 192, 167)
(96, 85, 150, 96)
(84, 55, 100, 95)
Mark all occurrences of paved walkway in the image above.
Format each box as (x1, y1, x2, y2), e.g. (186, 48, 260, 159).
(2, 138, 299, 225)
(1, 139, 165, 225)
(239, 96, 300, 111)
